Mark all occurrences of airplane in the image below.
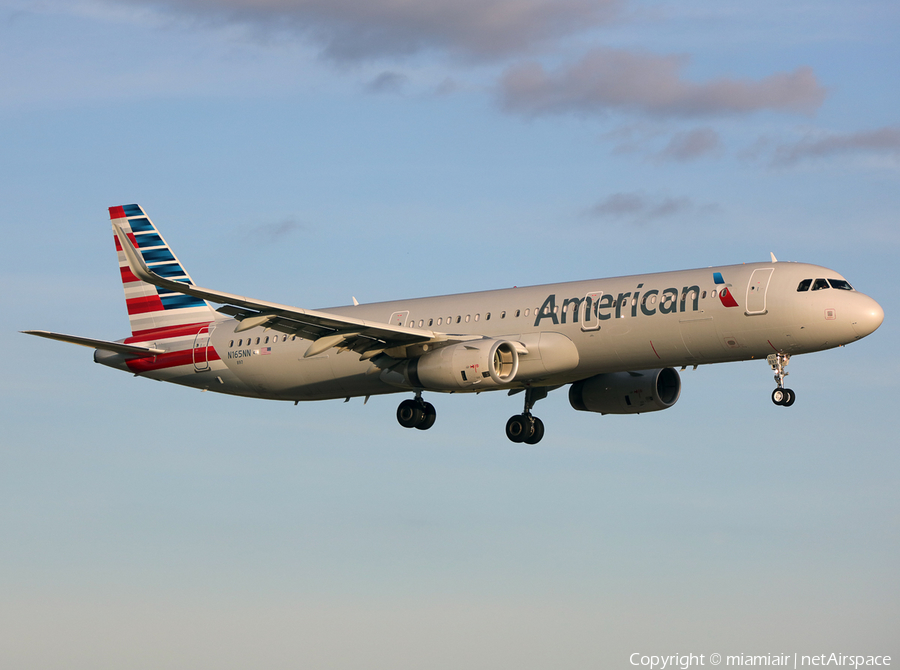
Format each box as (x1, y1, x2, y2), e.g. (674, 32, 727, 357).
(24, 204, 884, 444)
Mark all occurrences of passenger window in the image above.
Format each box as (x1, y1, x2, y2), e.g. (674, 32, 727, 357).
(418, 319, 423, 327)
(456, 316, 461, 324)
(701, 291, 707, 299)
(437, 317, 442, 325)
(828, 279, 853, 290)
(229, 340, 234, 347)
(515, 310, 520, 317)
(797, 279, 812, 292)
(485, 313, 491, 320)
(474, 314, 480, 321)
(465, 315, 470, 323)
(524, 309, 530, 317)
(501, 311, 506, 319)
(428, 318, 433, 326)
(812, 278, 830, 291)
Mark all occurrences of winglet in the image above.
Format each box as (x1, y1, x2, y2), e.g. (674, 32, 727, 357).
(770, 252, 778, 263)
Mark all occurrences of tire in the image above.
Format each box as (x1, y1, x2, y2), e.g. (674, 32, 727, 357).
(397, 399, 424, 428)
(524, 417, 544, 444)
(772, 388, 785, 406)
(782, 389, 796, 407)
(505, 415, 529, 443)
(416, 402, 437, 430)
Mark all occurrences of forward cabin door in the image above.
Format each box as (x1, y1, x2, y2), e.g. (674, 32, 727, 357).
(745, 268, 774, 315)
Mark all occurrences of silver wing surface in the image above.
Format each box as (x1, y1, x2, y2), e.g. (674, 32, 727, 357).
(113, 223, 450, 358)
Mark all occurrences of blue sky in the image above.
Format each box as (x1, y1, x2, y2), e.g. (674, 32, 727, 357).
(1, 0, 898, 667)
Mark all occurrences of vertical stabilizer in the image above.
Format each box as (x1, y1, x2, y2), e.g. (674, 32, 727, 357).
(109, 204, 216, 341)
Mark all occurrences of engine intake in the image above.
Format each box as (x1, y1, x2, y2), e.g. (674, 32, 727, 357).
(415, 339, 519, 390)
(382, 339, 519, 391)
(569, 368, 681, 415)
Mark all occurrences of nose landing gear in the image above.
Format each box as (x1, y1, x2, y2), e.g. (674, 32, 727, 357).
(767, 353, 796, 407)
(397, 393, 437, 430)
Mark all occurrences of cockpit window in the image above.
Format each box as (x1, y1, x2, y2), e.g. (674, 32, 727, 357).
(812, 278, 830, 291)
(828, 279, 853, 290)
(797, 279, 812, 292)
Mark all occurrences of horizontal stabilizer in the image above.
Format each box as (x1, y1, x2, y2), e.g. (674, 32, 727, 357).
(22, 330, 165, 356)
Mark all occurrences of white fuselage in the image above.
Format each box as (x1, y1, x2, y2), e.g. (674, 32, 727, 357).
(96, 260, 884, 402)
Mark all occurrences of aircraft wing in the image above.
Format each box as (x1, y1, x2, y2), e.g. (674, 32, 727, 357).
(22, 330, 165, 356)
(113, 223, 440, 357)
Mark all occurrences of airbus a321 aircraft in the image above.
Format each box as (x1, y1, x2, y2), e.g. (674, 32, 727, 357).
(25, 205, 884, 444)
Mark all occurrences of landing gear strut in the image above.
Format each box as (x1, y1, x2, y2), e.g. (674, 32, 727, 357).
(505, 387, 547, 444)
(397, 392, 436, 430)
(767, 353, 796, 407)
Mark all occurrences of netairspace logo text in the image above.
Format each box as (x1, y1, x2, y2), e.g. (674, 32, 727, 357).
(629, 653, 891, 669)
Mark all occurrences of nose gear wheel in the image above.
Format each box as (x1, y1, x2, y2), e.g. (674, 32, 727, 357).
(767, 353, 796, 407)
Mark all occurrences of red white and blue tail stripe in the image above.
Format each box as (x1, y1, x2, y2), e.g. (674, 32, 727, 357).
(110, 204, 217, 340)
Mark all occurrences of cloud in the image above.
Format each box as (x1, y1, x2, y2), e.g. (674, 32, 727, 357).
(499, 48, 826, 118)
(109, 0, 619, 62)
(245, 218, 302, 244)
(585, 192, 718, 224)
(771, 126, 900, 166)
(587, 192, 646, 217)
(365, 71, 407, 94)
(656, 127, 721, 161)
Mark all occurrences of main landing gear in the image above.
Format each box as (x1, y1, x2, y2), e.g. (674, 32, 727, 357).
(767, 353, 796, 407)
(396, 393, 437, 430)
(505, 387, 548, 444)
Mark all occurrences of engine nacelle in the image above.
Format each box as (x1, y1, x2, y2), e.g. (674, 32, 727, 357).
(568, 368, 681, 415)
(382, 339, 519, 391)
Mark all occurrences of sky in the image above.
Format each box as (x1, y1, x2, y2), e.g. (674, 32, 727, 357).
(1, 0, 899, 668)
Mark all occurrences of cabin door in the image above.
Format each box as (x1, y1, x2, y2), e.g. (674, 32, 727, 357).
(745, 268, 774, 315)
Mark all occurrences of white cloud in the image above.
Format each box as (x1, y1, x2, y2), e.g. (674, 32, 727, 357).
(499, 48, 826, 118)
(771, 126, 900, 166)
(655, 127, 721, 162)
(365, 71, 407, 94)
(106, 0, 620, 62)
(585, 192, 719, 224)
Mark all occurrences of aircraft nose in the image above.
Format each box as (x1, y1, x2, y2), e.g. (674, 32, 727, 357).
(851, 295, 884, 338)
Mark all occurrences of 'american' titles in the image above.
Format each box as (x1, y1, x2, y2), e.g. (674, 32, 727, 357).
(534, 282, 706, 328)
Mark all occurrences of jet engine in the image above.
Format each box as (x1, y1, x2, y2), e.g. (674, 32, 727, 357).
(568, 368, 681, 415)
(382, 339, 519, 391)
